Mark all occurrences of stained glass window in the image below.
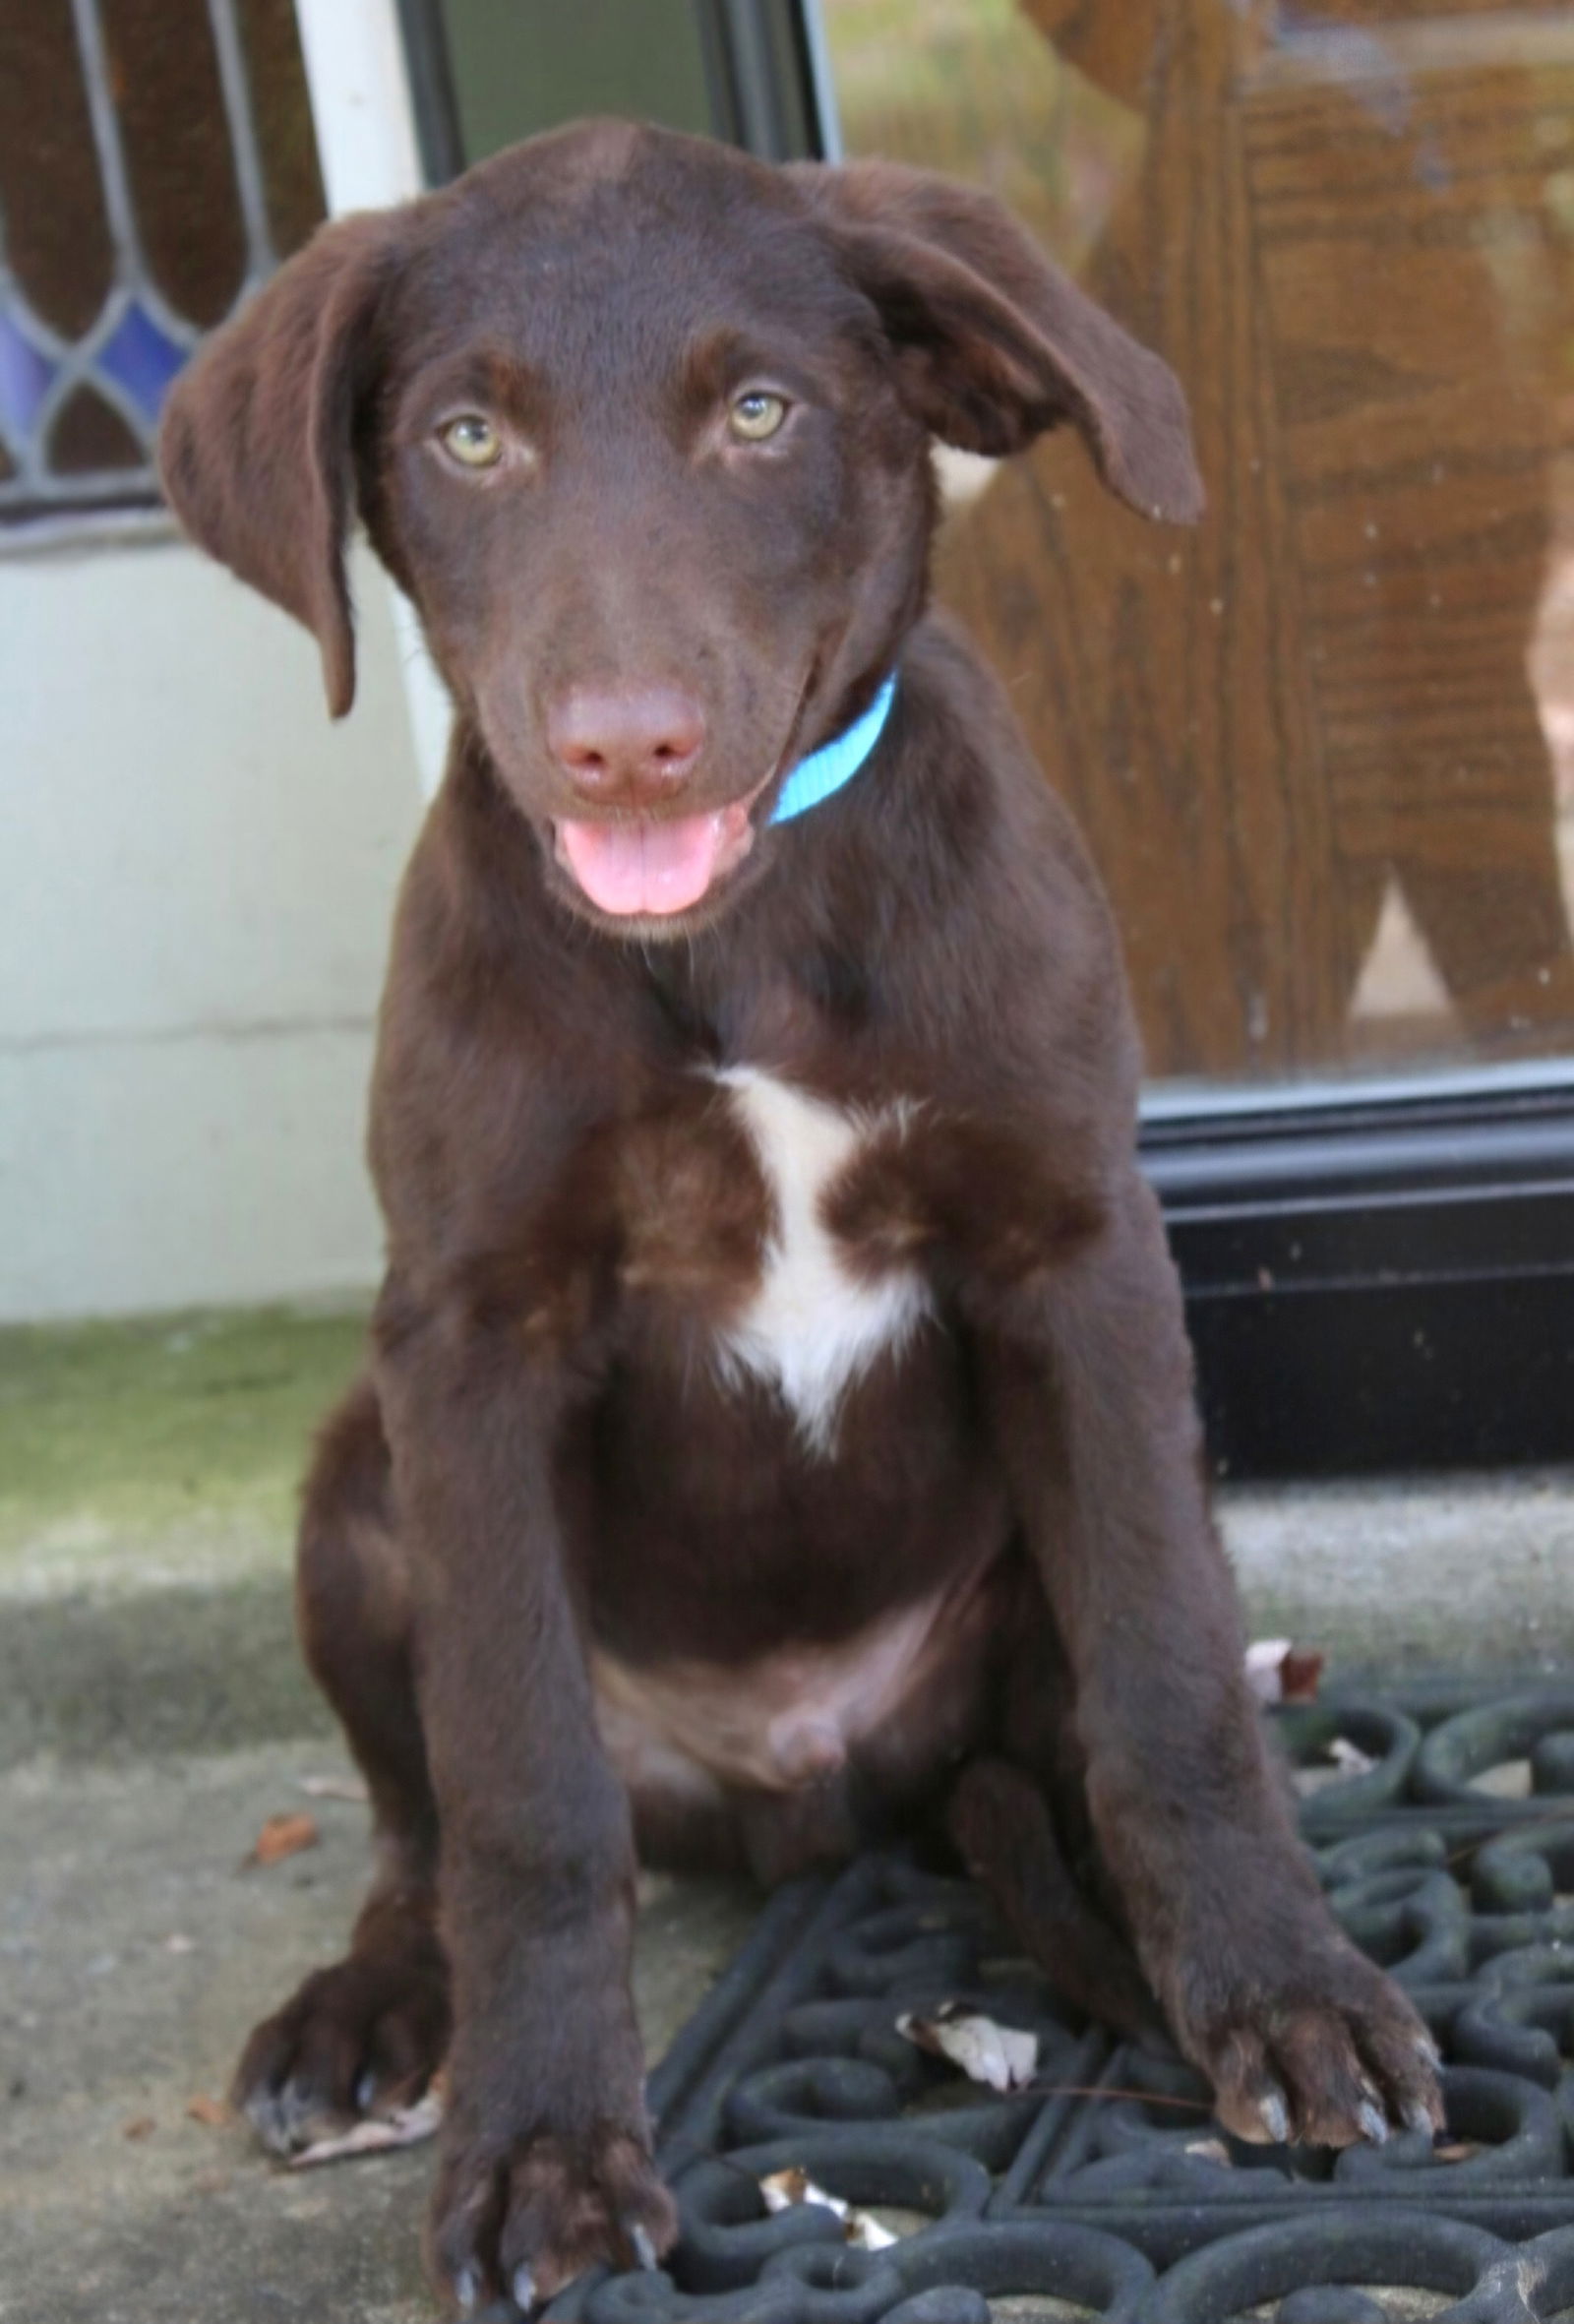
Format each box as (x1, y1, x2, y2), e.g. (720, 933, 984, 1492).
(0, 0, 325, 525)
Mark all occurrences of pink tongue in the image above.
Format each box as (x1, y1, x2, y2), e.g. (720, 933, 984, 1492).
(558, 812, 726, 916)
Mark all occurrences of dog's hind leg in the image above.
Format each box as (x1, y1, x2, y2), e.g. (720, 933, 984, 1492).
(947, 1756, 1161, 2044)
(232, 1377, 451, 2153)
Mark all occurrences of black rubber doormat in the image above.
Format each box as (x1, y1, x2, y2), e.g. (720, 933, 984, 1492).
(551, 1683, 1574, 2324)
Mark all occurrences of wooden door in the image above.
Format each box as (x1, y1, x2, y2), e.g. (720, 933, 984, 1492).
(823, 0, 1574, 1083)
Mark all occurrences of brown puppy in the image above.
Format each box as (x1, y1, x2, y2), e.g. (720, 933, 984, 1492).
(160, 118, 1441, 2317)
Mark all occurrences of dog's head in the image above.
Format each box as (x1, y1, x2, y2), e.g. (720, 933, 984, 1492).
(160, 119, 1200, 935)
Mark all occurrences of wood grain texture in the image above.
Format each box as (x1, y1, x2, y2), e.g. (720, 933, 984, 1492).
(824, 0, 1574, 1080)
(1246, 51, 1574, 1049)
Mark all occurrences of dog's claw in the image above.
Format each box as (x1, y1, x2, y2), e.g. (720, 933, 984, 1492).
(1258, 2088, 1291, 2144)
(245, 2079, 324, 2157)
(511, 2265, 537, 2313)
(629, 2223, 659, 2272)
(454, 2265, 482, 2316)
(1357, 2098, 1389, 2145)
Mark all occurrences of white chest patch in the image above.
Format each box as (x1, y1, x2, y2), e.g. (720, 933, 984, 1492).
(714, 1068, 931, 1454)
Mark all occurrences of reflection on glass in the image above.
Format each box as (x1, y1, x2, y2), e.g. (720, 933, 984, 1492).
(822, 0, 1574, 1089)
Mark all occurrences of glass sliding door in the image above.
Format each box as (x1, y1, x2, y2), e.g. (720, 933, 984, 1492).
(390, 0, 1574, 1472)
(822, 0, 1574, 1091)
(817, 0, 1574, 1472)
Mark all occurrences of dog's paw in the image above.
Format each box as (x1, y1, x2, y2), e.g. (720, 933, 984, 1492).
(232, 1940, 450, 2155)
(1176, 1936, 1443, 2149)
(429, 2120, 676, 2316)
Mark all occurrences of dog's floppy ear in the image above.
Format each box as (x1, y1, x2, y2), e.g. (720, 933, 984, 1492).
(787, 160, 1202, 524)
(158, 213, 394, 717)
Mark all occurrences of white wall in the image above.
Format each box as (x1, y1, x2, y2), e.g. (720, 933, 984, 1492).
(0, 533, 426, 1319)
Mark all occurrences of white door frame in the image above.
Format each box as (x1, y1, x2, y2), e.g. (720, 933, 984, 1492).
(292, 0, 453, 797)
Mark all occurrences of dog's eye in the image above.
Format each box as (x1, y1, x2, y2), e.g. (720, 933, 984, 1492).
(440, 414, 503, 469)
(728, 392, 788, 444)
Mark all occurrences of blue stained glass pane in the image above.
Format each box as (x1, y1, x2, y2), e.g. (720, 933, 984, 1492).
(0, 305, 58, 436)
(98, 301, 187, 420)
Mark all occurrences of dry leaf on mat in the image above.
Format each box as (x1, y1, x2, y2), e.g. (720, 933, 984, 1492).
(186, 2094, 230, 2128)
(896, 2004, 1038, 2093)
(1294, 1734, 1381, 1797)
(758, 2167, 898, 2251)
(245, 1811, 320, 1868)
(288, 2090, 446, 2170)
(1244, 1639, 1324, 1707)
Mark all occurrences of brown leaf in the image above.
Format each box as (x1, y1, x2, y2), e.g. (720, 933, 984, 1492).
(186, 2094, 230, 2129)
(246, 1811, 320, 1868)
(122, 2115, 156, 2141)
(761, 2167, 813, 2209)
(758, 2169, 897, 2251)
(1244, 1639, 1324, 1706)
(288, 2089, 445, 2169)
(1434, 2139, 1481, 2165)
(896, 2004, 1038, 2093)
(1280, 1649, 1325, 1705)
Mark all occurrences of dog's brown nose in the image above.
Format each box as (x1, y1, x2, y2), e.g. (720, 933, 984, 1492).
(547, 683, 706, 807)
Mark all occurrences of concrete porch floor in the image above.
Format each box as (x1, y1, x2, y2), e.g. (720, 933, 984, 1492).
(3, 1304, 1572, 2320)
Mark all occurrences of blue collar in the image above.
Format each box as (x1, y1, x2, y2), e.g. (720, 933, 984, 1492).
(769, 674, 897, 826)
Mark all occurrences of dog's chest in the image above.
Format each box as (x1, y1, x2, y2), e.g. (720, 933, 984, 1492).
(706, 1069, 929, 1449)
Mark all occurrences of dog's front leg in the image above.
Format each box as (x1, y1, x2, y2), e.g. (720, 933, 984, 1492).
(375, 1296, 674, 2317)
(974, 1172, 1443, 2149)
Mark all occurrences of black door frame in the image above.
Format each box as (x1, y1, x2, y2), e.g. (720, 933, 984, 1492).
(394, 0, 834, 182)
(1146, 1081, 1574, 1476)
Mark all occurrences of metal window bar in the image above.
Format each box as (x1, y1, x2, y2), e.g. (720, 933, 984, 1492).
(0, 0, 280, 524)
(699, 0, 829, 163)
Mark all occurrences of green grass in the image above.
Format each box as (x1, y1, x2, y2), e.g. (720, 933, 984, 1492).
(0, 1305, 368, 1591)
